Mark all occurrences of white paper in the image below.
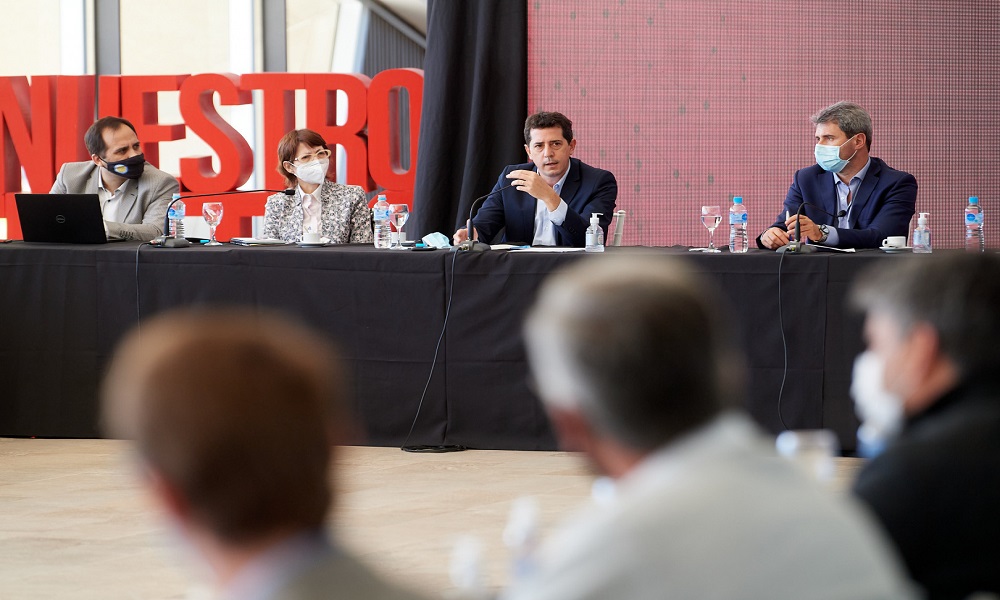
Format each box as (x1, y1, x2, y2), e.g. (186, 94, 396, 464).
(508, 247, 586, 253)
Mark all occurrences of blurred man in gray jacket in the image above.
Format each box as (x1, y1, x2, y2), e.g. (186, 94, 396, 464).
(507, 253, 915, 600)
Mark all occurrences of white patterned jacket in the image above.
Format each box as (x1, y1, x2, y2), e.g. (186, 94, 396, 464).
(262, 181, 373, 244)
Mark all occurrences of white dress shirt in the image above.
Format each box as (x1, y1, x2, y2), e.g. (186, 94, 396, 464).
(825, 158, 872, 247)
(531, 163, 570, 246)
(98, 176, 129, 224)
(301, 191, 321, 235)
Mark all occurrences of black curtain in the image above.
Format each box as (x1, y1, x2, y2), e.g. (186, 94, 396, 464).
(410, 0, 528, 239)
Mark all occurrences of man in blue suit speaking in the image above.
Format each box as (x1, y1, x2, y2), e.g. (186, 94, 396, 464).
(453, 112, 618, 247)
(758, 102, 917, 250)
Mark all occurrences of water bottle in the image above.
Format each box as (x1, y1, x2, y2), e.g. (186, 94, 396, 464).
(167, 193, 185, 238)
(912, 212, 932, 254)
(965, 196, 984, 253)
(585, 213, 604, 252)
(729, 196, 748, 253)
(372, 194, 391, 249)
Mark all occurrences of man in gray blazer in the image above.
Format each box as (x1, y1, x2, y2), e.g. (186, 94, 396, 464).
(510, 254, 916, 600)
(102, 308, 426, 600)
(50, 116, 178, 241)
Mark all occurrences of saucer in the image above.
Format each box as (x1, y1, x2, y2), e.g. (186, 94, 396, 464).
(298, 237, 331, 248)
(879, 246, 911, 253)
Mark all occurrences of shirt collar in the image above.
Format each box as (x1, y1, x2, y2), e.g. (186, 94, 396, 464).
(223, 529, 335, 600)
(540, 160, 571, 195)
(833, 157, 872, 187)
(97, 170, 129, 195)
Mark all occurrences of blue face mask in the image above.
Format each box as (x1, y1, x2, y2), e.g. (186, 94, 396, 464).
(814, 135, 859, 173)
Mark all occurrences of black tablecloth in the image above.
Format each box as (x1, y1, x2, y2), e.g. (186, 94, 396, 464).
(0, 242, 894, 450)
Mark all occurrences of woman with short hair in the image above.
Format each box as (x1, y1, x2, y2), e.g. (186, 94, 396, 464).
(262, 129, 373, 244)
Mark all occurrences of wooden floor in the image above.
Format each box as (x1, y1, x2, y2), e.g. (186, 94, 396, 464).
(0, 439, 863, 599)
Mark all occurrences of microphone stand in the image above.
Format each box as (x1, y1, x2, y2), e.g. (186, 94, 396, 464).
(776, 204, 816, 254)
(152, 188, 293, 248)
(451, 183, 514, 252)
(775, 202, 846, 254)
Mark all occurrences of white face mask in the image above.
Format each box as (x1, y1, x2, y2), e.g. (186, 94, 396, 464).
(294, 158, 329, 185)
(851, 351, 904, 457)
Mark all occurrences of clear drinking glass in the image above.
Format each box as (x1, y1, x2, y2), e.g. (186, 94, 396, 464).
(775, 429, 841, 484)
(389, 204, 409, 249)
(700, 205, 722, 253)
(202, 202, 224, 246)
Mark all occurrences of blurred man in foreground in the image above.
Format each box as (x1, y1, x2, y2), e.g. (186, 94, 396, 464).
(102, 309, 423, 600)
(851, 254, 1000, 599)
(507, 253, 914, 599)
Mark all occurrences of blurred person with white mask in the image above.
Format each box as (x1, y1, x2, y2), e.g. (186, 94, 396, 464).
(851, 253, 1000, 599)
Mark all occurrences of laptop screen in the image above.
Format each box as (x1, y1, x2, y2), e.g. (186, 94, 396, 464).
(14, 194, 109, 244)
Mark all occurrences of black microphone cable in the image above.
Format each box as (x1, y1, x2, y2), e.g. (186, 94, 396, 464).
(776, 248, 790, 430)
(400, 248, 467, 453)
(773, 201, 846, 430)
(133, 241, 153, 338)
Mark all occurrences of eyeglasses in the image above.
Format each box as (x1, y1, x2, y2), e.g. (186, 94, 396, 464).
(292, 148, 331, 164)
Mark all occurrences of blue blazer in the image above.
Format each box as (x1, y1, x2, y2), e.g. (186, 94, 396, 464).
(472, 158, 618, 247)
(761, 157, 917, 249)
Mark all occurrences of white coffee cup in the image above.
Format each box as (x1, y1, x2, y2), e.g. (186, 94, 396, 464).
(881, 236, 906, 248)
(302, 232, 322, 245)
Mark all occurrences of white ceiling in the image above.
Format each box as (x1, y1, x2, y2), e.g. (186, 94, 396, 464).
(377, 0, 427, 35)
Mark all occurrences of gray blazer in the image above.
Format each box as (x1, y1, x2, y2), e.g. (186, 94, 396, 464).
(49, 161, 179, 241)
(269, 551, 428, 600)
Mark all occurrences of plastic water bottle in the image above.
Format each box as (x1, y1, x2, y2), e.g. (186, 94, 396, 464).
(965, 196, 984, 253)
(585, 213, 604, 252)
(912, 212, 932, 254)
(729, 196, 748, 253)
(167, 193, 185, 238)
(372, 194, 391, 249)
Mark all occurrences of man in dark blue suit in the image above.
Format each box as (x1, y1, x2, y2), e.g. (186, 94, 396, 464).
(453, 112, 617, 247)
(758, 102, 917, 250)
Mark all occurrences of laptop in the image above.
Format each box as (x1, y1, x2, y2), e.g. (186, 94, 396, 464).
(15, 193, 111, 244)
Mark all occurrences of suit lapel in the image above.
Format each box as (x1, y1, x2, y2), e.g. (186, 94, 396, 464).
(813, 171, 839, 226)
(89, 168, 103, 194)
(558, 158, 582, 205)
(118, 179, 140, 223)
(849, 159, 880, 229)
(512, 173, 537, 242)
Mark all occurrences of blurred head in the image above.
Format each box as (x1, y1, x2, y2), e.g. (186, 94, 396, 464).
(102, 308, 348, 546)
(851, 254, 1000, 416)
(524, 253, 739, 463)
(276, 129, 332, 188)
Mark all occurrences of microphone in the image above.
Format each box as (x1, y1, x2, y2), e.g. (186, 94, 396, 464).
(153, 188, 294, 248)
(776, 202, 847, 254)
(452, 183, 514, 252)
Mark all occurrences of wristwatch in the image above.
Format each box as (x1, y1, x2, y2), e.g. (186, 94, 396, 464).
(817, 224, 830, 244)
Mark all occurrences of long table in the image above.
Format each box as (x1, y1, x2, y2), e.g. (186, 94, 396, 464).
(0, 243, 892, 451)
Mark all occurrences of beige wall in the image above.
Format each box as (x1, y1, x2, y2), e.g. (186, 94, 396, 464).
(0, 0, 65, 76)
